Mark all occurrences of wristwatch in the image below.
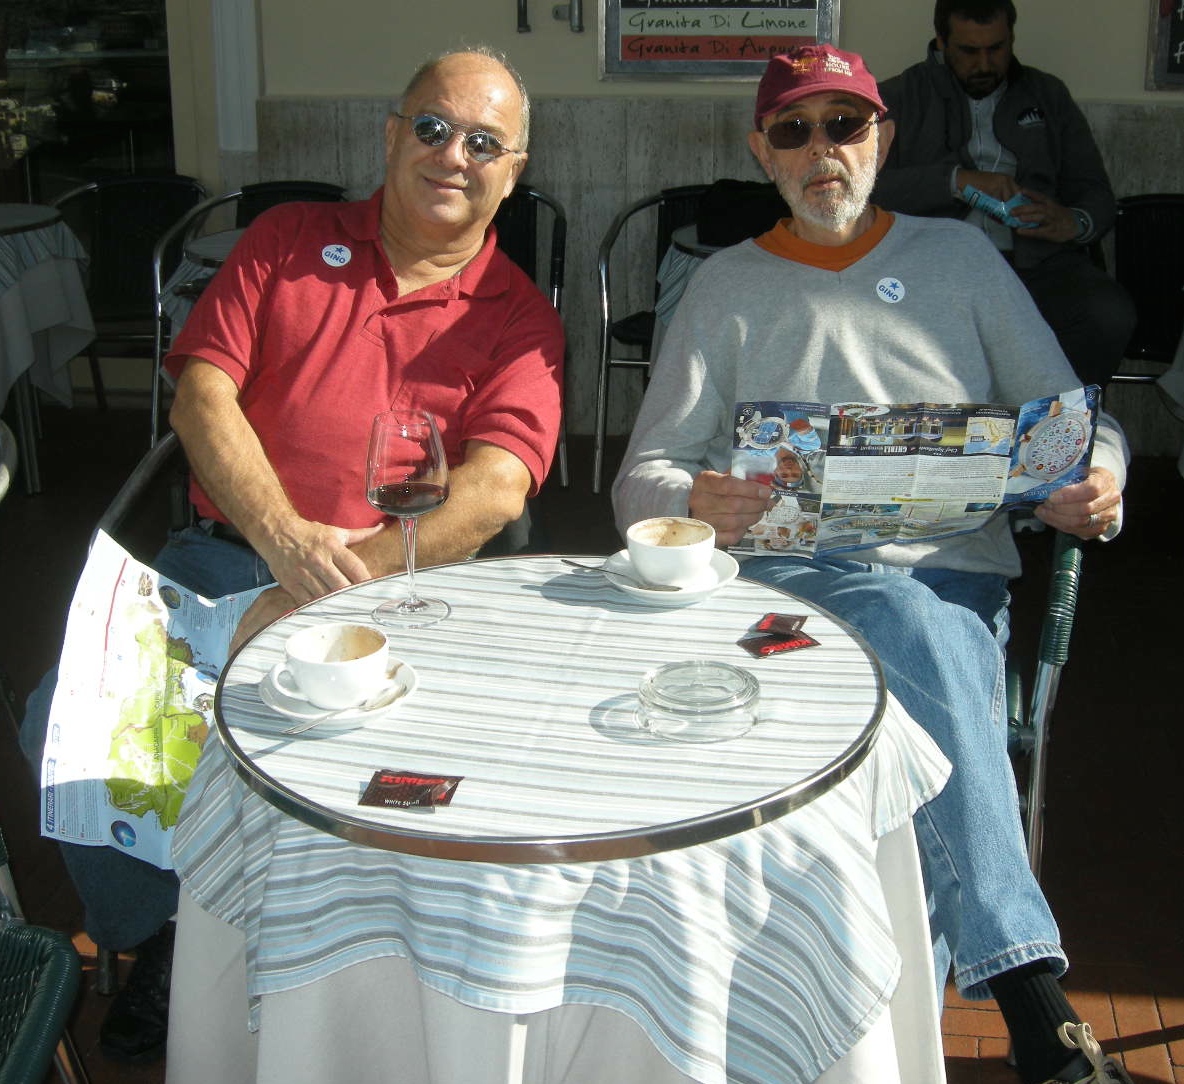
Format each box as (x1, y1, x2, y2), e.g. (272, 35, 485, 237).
(1070, 208, 1091, 242)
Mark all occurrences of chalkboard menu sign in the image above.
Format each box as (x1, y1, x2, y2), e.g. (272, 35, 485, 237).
(1146, 0, 1184, 89)
(600, 0, 839, 79)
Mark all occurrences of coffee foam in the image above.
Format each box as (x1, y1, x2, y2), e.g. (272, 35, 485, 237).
(633, 518, 713, 547)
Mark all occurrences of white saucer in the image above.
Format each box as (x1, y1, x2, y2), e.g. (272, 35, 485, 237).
(257, 661, 418, 731)
(602, 549, 739, 607)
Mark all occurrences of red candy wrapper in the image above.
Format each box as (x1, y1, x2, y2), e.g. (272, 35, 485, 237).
(738, 613, 818, 657)
(360, 769, 461, 809)
(737, 631, 819, 657)
(754, 613, 807, 636)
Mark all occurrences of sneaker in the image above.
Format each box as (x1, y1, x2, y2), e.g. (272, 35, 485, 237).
(98, 921, 175, 1064)
(1042, 1022, 1133, 1083)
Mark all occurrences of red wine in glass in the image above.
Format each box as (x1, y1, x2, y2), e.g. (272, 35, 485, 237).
(369, 481, 448, 518)
(366, 410, 450, 627)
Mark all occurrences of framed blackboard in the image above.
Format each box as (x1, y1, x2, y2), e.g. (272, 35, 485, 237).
(1146, 0, 1184, 90)
(599, 0, 840, 80)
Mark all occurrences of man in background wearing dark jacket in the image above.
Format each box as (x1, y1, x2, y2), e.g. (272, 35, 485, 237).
(873, 0, 1135, 390)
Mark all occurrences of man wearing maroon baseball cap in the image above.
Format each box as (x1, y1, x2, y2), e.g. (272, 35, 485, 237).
(753, 44, 887, 129)
(617, 41, 1132, 1084)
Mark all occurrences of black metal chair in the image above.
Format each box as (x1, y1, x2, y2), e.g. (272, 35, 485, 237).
(593, 185, 708, 493)
(50, 175, 208, 411)
(1109, 193, 1184, 385)
(0, 788, 89, 1084)
(149, 180, 349, 445)
(492, 183, 568, 489)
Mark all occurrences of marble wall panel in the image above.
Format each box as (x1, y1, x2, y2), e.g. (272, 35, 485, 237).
(257, 98, 350, 187)
(257, 95, 1184, 461)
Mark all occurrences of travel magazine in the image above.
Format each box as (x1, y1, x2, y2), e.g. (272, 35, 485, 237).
(730, 385, 1099, 557)
(37, 530, 267, 869)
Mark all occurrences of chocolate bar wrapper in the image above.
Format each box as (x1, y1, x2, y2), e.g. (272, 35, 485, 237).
(360, 769, 461, 808)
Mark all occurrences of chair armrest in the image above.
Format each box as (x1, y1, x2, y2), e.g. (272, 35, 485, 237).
(1037, 531, 1086, 668)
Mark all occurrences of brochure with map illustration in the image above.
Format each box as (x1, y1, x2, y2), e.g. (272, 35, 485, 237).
(730, 385, 1099, 558)
(37, 530, 268, 869)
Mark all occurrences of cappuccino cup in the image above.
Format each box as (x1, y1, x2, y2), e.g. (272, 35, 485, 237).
(626, 516, 716, 588)
(269, 623, 390, 710)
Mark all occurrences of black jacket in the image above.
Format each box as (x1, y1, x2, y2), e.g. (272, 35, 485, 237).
(872, 41, 1116, 269)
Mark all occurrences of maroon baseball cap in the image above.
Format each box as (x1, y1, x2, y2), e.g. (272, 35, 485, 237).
(754, 44, 886, 129)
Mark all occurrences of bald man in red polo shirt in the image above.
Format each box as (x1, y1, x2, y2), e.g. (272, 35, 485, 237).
(17, 46, 564, 1065)
(167, 46, 564, 648)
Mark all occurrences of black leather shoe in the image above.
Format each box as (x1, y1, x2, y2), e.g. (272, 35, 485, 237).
(98, 922, 175, 1064)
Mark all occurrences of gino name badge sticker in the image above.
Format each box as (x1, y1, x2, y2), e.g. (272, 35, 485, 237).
(322, 243, 352, 268)
(875, 277, 905, 304)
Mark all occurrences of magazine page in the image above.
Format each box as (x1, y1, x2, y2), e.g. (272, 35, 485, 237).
(729, 387, 1096, 558)
(819, 401, 1013, 552)
(39, 530, 268, 869)
(731, 401, 829, 556)
(1002, 385, 1100, 505)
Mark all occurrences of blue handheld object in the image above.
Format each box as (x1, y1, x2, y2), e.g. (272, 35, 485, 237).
(961, 185, 1038, 229)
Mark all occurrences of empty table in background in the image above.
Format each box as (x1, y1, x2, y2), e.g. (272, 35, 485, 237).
(0, 203, 95, 494)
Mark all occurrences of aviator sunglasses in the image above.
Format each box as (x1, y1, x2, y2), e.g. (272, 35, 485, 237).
(395, 112, 524, 163)
(764, 113, 877, 151)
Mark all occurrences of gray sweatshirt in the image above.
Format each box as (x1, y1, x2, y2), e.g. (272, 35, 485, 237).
(613, 212, 1128, 579)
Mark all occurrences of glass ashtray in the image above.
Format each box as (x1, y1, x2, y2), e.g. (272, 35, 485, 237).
(636, 660, 760, 743)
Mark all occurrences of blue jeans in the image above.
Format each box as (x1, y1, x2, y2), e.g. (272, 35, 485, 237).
(742, 555, 1066, 1000)
(19, 528, 274, 950)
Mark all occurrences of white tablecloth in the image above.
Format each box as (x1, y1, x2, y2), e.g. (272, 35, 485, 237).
(0, 216, 94, 410)
(168, 558, 952, 1084)
(0, 420, 16, 502)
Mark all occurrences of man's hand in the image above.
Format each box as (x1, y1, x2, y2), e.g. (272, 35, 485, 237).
(1036, 467, 1122, 539)
(955, 169, 1022, 202)
(229, 586, 298, 657)
(1008, 189, 1079, 243)
(254, 520, 383, 605)
(688, 471, 771, 546)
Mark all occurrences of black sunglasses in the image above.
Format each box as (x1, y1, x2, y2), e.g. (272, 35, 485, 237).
(764, 113, 877, 152)
(395, 112, 523, 163)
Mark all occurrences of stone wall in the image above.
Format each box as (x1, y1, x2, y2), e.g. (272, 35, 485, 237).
(258, 96, 1184, 459)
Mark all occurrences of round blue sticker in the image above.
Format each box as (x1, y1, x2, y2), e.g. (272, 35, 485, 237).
(322, 244, 351, 268)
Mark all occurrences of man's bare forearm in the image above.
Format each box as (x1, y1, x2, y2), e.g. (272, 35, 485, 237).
(169, 359, 300, 543)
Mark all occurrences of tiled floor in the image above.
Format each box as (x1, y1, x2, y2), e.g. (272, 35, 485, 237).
(3, 403, 1183, 1084)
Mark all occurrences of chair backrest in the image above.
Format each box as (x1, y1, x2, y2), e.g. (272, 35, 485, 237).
(1112, 193, 1184, 363)
(51, 175, 207, 322)
(232, 180, 347, 227)
(598, 185, 710, 324)
(493, 184, 566, 312)
(0, 824, 85, 1084)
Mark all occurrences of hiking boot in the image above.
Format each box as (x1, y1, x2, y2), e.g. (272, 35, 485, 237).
(98, 921, 175, 1064)
(1042, 1022, 1133, 1084)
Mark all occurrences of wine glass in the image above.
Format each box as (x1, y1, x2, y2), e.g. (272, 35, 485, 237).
(366, 410, 451, 627)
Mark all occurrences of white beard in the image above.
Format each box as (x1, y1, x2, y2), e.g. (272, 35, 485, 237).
(774, 130, 879, 234)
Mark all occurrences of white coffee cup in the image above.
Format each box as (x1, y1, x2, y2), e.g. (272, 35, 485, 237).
(626, 516, 716, 588)
(269, 623, 390, 710)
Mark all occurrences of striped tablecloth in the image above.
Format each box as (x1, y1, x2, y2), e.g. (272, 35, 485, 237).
(174, 557, 950, 1084)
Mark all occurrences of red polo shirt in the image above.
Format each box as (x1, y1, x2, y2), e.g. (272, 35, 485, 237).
(166, 190, 564, 527)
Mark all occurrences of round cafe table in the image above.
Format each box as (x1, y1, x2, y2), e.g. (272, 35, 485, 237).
(213, 555, 889, 861)
(170, 556, 950, 1084)
(0, 204, 60, 236)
